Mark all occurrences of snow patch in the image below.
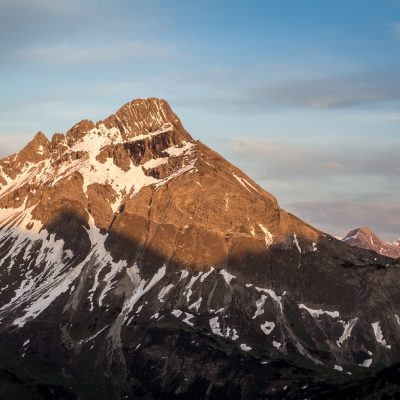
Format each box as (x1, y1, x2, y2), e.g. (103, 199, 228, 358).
(209, 316, 238, 340)
(78, 325, 109, 344)
(252, 295, 267, 319)
(337, 318, 358, 347)
(86, 213, 127, 310)
(171, 309, 183, 318)
(200, 268, 214, 282)
(299, 304, 340, 319)
(359, 358, 372, 368)
(135, 305, 143, 314)
(312, 242, 318, 252)
(182, 312, 194, 326)
(344, 231, 359, 241)
(371, 321, 391, 349)
(232, 173, 260, 194)
(188, 297, 202, 312)
(5, 208, 88, 328)
(260, 321, 275, 335)
(209, 316, 223, 336)
(183, 272, 203, 302)
(121, 265, 167, 324)
(158, 284, 174, 303)
(293, 233, 301, 253)
(179, 270, 189, 281)
(220, 269, 236, 284)
(164, 141, 195, 157)
(258, 224, 273, 247)
(255, 287, 283, 311)
(240, 343, 252, 351)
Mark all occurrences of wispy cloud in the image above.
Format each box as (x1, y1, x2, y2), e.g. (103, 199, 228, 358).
(230, 137, 400, 179)
(288, 200, 400, 241)
(0, 1, 162, 54)
(249, 69, 400, 110)
(320, 161, 343, 170)
(0, 0, 95, 46)
(0, 0, 85, 17)
(227, 136, 400, 241)
(19, 41, 177, 65)
(151, 67, 400, 113)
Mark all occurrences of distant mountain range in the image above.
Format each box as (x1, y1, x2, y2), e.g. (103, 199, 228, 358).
(0, 98, 400, 399)
(343, 227, 400, 259)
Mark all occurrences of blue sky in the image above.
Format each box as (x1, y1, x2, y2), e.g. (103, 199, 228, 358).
(1, 0, 399, 240)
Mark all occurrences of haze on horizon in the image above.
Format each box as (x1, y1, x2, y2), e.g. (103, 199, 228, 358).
(0, 0, 399, 241)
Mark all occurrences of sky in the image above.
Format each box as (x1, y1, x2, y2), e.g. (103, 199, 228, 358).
(0, 0, 399, 240)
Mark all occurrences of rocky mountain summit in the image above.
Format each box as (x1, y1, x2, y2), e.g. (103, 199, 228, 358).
(0, 98, 400, 399)
(343, 227, 400, 259)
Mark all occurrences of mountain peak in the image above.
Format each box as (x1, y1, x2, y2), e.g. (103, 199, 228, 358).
(0, 131, 50, 180)
(343, 226, 375, 241)
(343, 226, 400, 259)
(60, 98, 192, 150)
(24, 130, 49, 151)
(101, 97, 191, 142)
(358, 226, 374, 234)
(0, 97, 320, 261)
(32, 130, 49, 143)
(65, 119, 95, 145)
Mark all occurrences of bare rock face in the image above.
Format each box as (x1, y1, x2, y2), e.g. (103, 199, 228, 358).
(102, 98, 191, 142)
(0, 98, 399, 399)
(66, 119, 96, 145)
(343, 226, 400, 259)
(0, 131, 50, 180)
